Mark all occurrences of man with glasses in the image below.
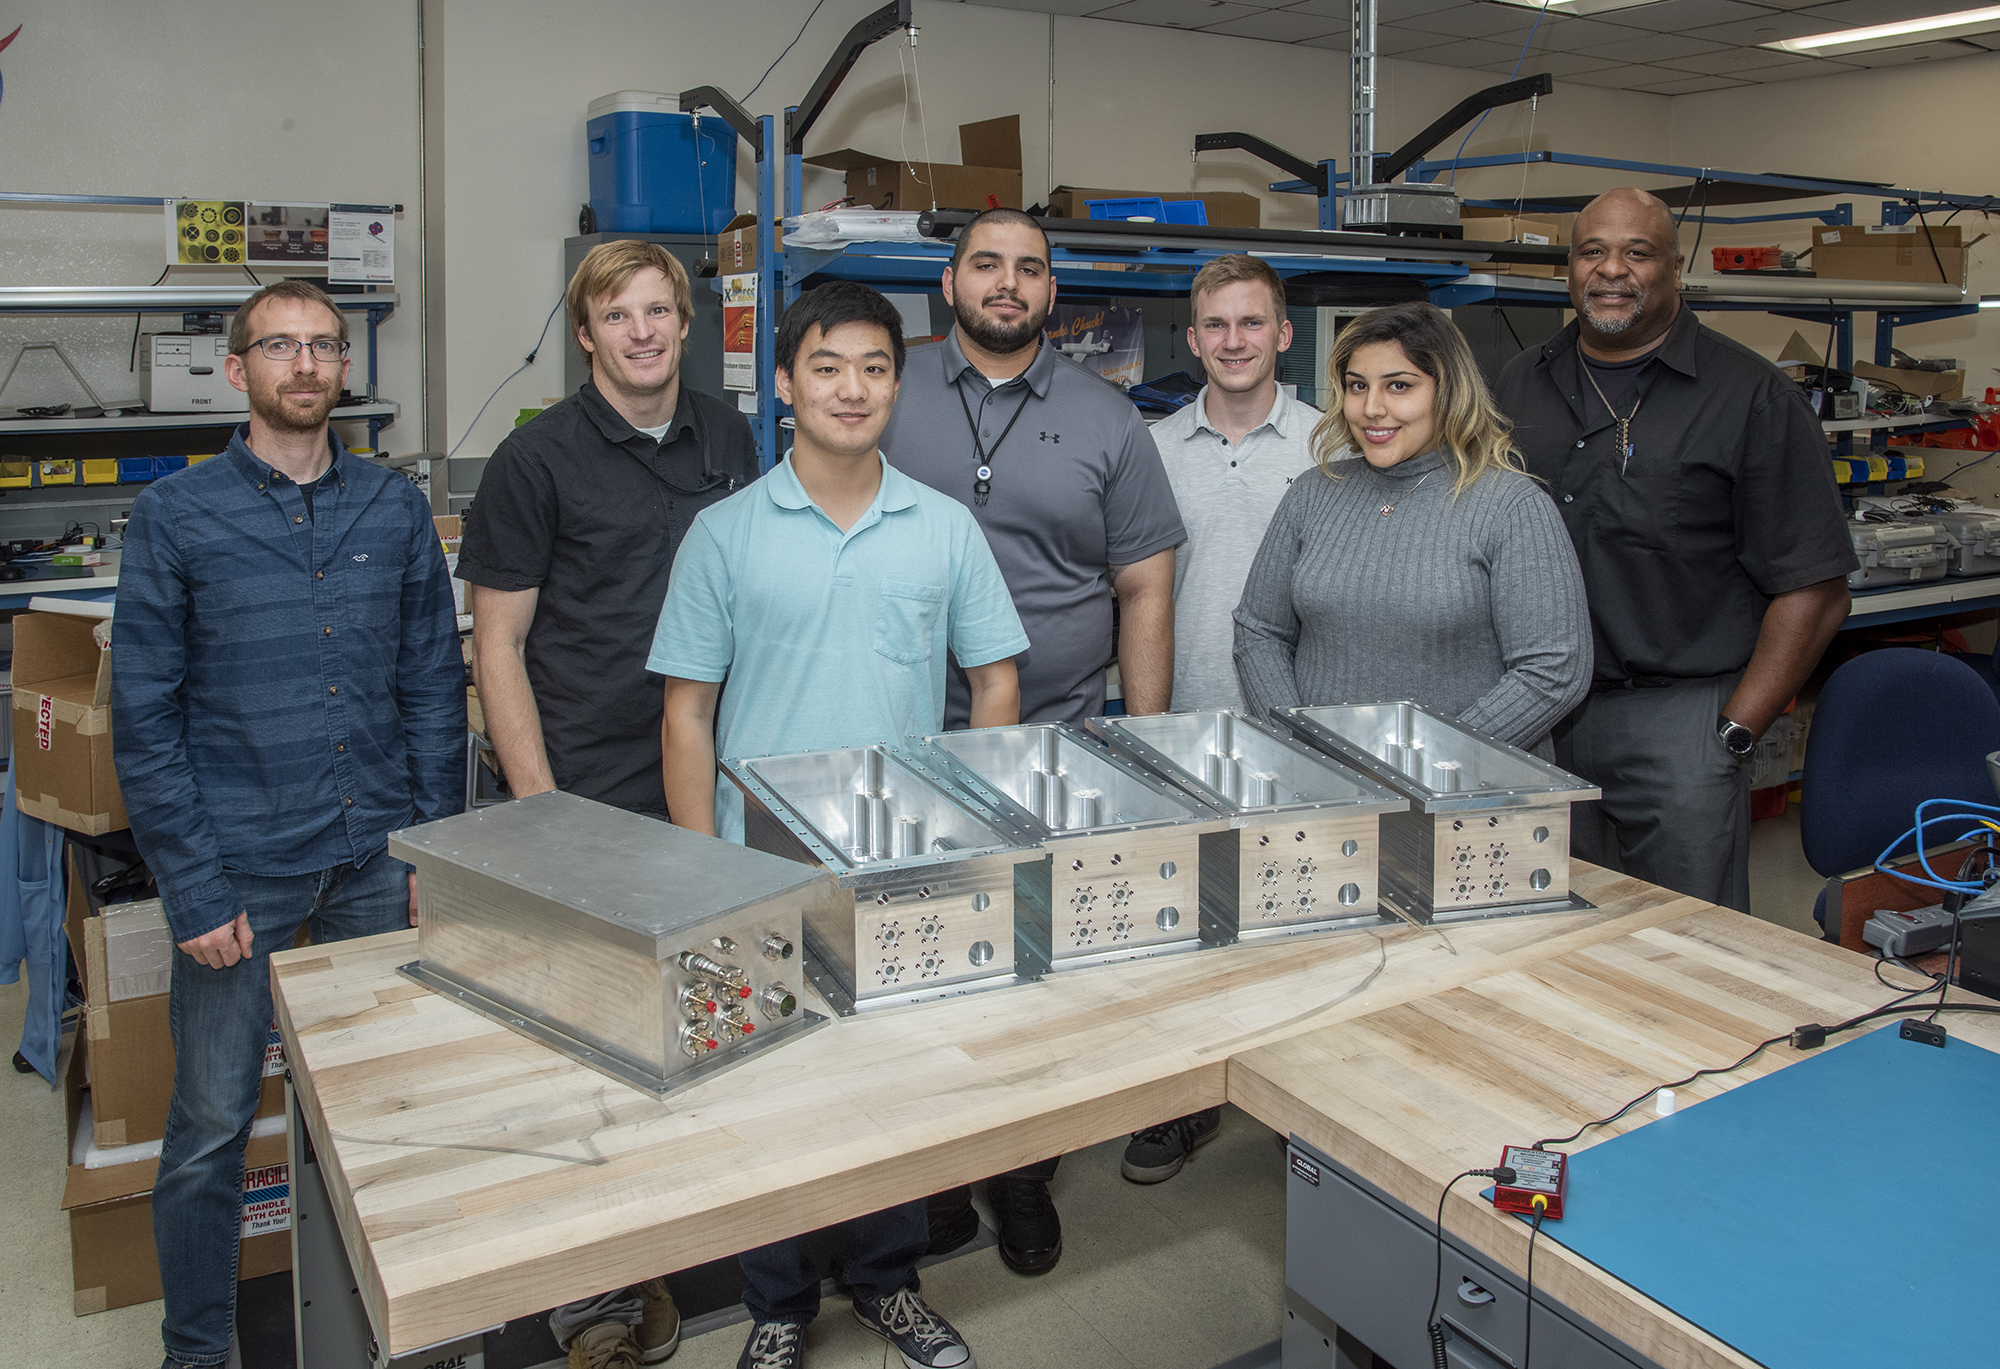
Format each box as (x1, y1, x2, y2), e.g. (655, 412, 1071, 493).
(113, 280, 465, 1369)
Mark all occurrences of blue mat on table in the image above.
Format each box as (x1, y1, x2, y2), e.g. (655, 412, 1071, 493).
(1526, 1023, 1996, 1369)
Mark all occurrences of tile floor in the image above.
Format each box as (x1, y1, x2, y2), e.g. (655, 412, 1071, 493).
(2, 809, 1826, 1369)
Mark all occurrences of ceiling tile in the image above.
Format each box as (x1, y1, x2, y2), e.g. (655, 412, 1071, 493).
(1201, 8, 1346, 38)
(1388, 33, 1540, 62)
(1556, 61, 1685, 83)
(967, 0, 1114, 14)
(1372, 22, 1458, 50)
(1573, 29, 1732, 57)
(1680, 11, 1856, 42)
(1478, 48, 1628, 72)
(1295, 29, 1355, 48)
(1958, 31, 2000, 47)
(1725, 54, 1864, 74)
(1604, 0, 1788, 32)
(1633, 71, 1757, 89)
(1396, 4, 1555, 38)
(1652, 44, 1816, 69)
(1526, 16, 1657, 51)
(1837, 35, 1998, 62)
(1354, 0, 1471, 20)
(1083, 0, 1263, 28)
(1789, 0, 1981, 26)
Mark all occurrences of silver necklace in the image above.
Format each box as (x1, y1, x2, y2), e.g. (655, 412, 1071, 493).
(1378, 469, 1433, 516)
(1583, 365, 1641, 475)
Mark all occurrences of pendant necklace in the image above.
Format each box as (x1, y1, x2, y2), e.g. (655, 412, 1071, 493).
(1378, 468, 1433, 516)
(956, 376, 1030, 507)
(1583, 365, 1642, 475)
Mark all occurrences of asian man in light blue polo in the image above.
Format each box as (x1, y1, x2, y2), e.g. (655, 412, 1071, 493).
(651, 280, 1025, 1369)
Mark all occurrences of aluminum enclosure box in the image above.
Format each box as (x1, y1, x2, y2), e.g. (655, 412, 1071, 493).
(1280, 702, 1599, 924)
(391, 791, 824, 1098)
(1847, 519, 1949, 588)
(725, 745, 1039, 1014)
(1088, 710, 1408, 942)
(917, 724, 1222, 975)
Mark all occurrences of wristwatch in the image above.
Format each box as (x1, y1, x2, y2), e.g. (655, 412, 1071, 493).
(1717, 715, 1757, 759)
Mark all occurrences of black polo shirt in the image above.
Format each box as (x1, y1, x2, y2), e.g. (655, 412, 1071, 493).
(457, 380, 758, 816)
(1493, 307, 1856, 684)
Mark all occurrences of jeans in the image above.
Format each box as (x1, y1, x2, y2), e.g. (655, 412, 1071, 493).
(738, 1198, 928, 1324)
(155, 851, 410, 1367)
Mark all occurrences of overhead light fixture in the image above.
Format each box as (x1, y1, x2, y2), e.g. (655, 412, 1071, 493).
(1981, 295, 2000, 308)
(1764, 4, 2000, 56)
(1490, 0, 1665, 14)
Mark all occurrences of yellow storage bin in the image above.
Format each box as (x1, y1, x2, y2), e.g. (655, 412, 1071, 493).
(0, 460, 31, 488)
(82, 459, 118, 484)
(39, 460, 77, 485)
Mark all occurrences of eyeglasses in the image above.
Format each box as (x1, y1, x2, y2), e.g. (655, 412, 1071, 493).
(245, 335, 349, 362)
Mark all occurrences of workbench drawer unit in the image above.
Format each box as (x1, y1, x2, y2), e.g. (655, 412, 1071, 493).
(918, 723, 1222, 976)
(1280, 703, 1599, 924)
(1087, 709, 1408, 942)
(391, 791, 823, 1099)
(1283, 1139, 1653, 1369)
(726, 744, 1038, 1013)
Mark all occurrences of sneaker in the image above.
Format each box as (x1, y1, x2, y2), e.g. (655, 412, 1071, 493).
(735, 1320, 805, 1369)
(926, 1185, 979, 1256)
(1121, 1106, 1223, 1184)
(635, 1278, 681, 1362)
(569, 1321, 643, 1369)
(985, 1174, 1061, 1274)
(853, 1284, 975, 1369)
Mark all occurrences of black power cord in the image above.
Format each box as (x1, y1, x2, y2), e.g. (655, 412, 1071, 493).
(1427, 1165, 1517, 1369)
(1523, 1202, 1548, 1369)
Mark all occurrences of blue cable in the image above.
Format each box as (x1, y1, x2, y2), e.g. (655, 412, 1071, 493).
(1446, 0, 1553, 190)
(1872, 798, 2000, 892)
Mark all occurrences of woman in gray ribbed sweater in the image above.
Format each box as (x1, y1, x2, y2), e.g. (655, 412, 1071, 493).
(1233, 302, 1591, 755)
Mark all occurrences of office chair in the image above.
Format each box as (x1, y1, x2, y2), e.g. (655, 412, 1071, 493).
(1801, 648, 2000, 932)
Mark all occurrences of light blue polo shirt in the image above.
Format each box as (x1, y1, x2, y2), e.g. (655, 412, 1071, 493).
(649, 451, 1030, 842)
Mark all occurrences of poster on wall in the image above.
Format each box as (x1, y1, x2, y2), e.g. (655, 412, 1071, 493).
(166, 200, 250, 265)
(246, 204, 329, 264)
(721, 274, 757, 393)
(327, 205, 394, 284)
(1048, 304, 1144, 389)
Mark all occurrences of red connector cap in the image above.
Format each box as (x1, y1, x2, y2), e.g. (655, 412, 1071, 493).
(1491, 1145, 1566, 1220)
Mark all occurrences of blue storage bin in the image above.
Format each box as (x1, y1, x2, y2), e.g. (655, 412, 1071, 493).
(1085, 196, 1207, 226)
(586, 91, 739, 235)
(118, 457, 157, 482)
(155, 455, 189, 475)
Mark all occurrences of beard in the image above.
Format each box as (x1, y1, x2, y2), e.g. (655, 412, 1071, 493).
(954, 291, 1048, 356)
(249, 376, 340, 433)
(1578, 293, 1644, 337)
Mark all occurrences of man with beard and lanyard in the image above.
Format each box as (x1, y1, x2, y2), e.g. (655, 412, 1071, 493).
(458, 241, 759, 1363)
(112, 281, 464, 1369)
(880, 207, 1186, 1276)
(1493, 188, 1855, 913)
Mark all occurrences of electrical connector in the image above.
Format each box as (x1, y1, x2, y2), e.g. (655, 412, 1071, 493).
(1900, 1018, 1948, 1048)
(1790, 1023, 1828, 1050)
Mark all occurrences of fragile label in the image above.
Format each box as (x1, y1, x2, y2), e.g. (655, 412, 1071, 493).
(36, 695, 51, 750)
(241, 1162, 292, 1238)
(263, 1021, 285, 1077)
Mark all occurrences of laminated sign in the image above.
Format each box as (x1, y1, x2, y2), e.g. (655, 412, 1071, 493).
(263, 1021, 285, 1077)
(241, 1163, 292, 1239)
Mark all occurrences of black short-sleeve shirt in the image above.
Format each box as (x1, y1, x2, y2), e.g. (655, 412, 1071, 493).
(1493, 308, 1857, 683)
(456, 380, 758, 815)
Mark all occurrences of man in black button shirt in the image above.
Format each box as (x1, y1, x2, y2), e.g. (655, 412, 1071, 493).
(459, 240, 758, 828)
(1493, 188, 1856, 912)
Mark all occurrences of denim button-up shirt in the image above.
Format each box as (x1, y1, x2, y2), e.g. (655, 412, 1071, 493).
(111, 429, 466, 943)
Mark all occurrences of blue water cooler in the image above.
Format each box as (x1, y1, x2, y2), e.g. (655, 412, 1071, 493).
(584, 91, 739, 235)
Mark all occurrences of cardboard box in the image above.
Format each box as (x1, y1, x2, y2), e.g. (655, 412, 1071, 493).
(1049, 185, 1262, 230)
(806, 115, 1023, 214)
(716, 214, 783, 273)
(1461, 214, 1565, 276)
(1852, 358, 1965, 402)
(12, 612, 126, 834)
(1811, 224, 1965, 285)
(62, 1043, 289, 1315)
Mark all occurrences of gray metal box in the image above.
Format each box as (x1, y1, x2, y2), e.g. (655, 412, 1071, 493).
(1088, 710, 1408, 943)
(1280, 702, 1598, 923)
(392, 791, 824, 1098)
(1847, 519, 1949, 588)
(725, 744, 1040, 1014)
(917, 724, 1223, 975)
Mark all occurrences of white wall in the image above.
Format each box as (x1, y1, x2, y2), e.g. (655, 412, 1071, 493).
(0, 1, 422, 444)
(434, 0, 1671, 461)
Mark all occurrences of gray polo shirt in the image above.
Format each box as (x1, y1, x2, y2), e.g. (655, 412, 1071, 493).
(1152, 385, 1326, 712)
(882, 331, 1186, 727)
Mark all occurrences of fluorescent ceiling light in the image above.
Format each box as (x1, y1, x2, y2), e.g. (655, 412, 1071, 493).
(1490, 0, 1665, 14)
(1764, 4, 2000, 55)
(1981, 295, 2000, 308)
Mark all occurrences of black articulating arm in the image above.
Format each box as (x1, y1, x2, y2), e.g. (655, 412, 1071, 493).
(1192, 132, 1329, 195)
(786, 0, 915, 157)
(677, 87, 764, 160)
(1372, 73, 1553, 185)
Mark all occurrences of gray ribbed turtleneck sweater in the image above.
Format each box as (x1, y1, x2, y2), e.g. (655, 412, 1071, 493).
(1232, 450, 1592, 752)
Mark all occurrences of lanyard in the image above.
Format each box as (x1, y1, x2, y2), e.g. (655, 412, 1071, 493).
(956, 375, 1031, 507)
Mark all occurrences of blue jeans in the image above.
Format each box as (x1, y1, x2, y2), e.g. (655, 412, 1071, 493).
(738, 1198, 928, 1324)
(155, 851, 410, 1367)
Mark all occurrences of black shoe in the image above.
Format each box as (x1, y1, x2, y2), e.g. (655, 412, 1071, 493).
(735, 1321, 804, 1369)
(985, 1174, 1061, 1274)
(1122, 1106, 1223, 1184)
(853, 1284, 975, 1368)
(926, 1185, 978, 1257)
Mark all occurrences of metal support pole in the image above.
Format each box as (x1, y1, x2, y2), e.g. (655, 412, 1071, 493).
(755, 113, 780, 469)
(1349, 0, 1376, 199)
(1318, 160, 1340, 231)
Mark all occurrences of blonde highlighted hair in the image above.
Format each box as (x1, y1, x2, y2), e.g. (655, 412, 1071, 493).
(1310, 301, 1527, 496)
(566, 239, 692, 357)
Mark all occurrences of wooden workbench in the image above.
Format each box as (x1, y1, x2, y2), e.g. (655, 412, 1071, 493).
(1229, 905, 2000, 1369)
(273, 864, 1709, 1356)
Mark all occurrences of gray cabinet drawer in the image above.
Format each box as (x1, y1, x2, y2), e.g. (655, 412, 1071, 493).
(1284, 1141, 1653, 1369)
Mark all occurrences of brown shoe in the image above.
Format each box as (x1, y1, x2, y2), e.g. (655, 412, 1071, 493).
(568, 1321, 642, 1369)
(636, 1278, 682, 1363)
